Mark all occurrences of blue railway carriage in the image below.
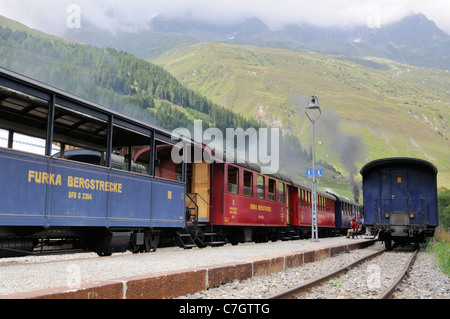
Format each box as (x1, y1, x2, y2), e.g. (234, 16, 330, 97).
(360, 157, 438, 249)
(0, 68, 187, 257)
(328, 193, 363, 234)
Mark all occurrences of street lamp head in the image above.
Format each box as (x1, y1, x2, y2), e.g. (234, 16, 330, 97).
(307, 95, 320, 110)
(305, 95, 321, 123)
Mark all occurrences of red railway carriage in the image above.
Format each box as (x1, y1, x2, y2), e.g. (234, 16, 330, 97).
(212, 162, 290, 227)
(203, 161, 291, 244)
(289, 182, 336, 237)
(185, 149, 339, 245)
(163, 142, 347, 247)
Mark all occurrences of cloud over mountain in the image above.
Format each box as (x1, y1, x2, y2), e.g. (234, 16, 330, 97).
(1, 0, 449, 36)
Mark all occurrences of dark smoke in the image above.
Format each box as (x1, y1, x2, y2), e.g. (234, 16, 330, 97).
(317, 109, 366, 203)
(335, 134, 364, 202)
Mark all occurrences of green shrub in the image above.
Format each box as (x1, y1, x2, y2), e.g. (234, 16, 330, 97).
(427, 228, 450, 275)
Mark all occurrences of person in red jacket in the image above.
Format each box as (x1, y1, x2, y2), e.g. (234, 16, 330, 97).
(346, 218, 358, 238)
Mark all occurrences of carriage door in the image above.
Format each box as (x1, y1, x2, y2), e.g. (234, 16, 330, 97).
(391, 171, 408, 212)
(193, 162, 211, 222)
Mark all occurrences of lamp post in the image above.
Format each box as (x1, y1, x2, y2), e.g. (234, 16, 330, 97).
(305, 96, 321, 242)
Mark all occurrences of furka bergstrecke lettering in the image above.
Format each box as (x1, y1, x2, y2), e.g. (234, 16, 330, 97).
(28, 170, 123, 193)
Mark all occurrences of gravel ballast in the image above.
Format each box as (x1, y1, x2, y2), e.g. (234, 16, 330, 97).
(0, 237, 370, 296)
(178, 245, 449, 299)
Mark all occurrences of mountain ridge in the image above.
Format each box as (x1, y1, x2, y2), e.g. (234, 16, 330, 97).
(65, 12, 450, 70)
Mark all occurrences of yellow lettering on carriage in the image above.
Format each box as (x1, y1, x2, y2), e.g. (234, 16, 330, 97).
(67, 175, 73, 187)
(28, 170, 61, 186)
(250, 204, 272, 212)
(66, 176, 123, 193)
(258, 205, 272, 212)
(28, 170, 35, 183)
(27, 170, 122, 193)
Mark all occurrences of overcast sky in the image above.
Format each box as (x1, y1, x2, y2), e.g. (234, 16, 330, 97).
(1, 0, 450, 36)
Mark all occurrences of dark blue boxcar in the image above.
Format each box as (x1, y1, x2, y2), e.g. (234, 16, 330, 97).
(360, 157, 438, 249)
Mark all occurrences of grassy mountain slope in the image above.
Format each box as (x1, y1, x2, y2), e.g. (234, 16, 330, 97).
(153, 43, 450, 188)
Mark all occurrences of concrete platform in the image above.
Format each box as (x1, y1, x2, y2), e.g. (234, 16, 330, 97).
(0, 237, 376, 299)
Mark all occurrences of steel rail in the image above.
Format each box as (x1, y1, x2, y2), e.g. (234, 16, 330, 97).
(0, 246, 85, 257)
(377, 249, 419, 299)
(268, 249, 386, 299)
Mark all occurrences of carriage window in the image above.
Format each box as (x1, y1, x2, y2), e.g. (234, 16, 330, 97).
(308, 191, 312, 208)
(268, 179, 275, 201)
(155, 141, 180, 181)
(52, 104, 109, 166)
(0, 85, 51, 155)
(227, 165, 238, 194)
(0, 129, 56, 155)
(298, 189, 303, 206)
(112, 124, 151, 175)
(243, 170, 253, 196)
(298, 189, 301, 206)
(302, 189, 306, 207)
(279, 182, 285, 203)
(298, 189, 302, 206)
(257, 175, 264, 199)
(305, 191, 308, 208)
(112, 145, 149, 174)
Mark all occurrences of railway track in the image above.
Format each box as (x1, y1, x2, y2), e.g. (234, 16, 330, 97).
(378, 249, 419, 299)
(268, 248, 419, 299)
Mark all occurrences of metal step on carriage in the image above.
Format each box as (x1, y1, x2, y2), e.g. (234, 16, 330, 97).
(176, 193, 226, 249)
